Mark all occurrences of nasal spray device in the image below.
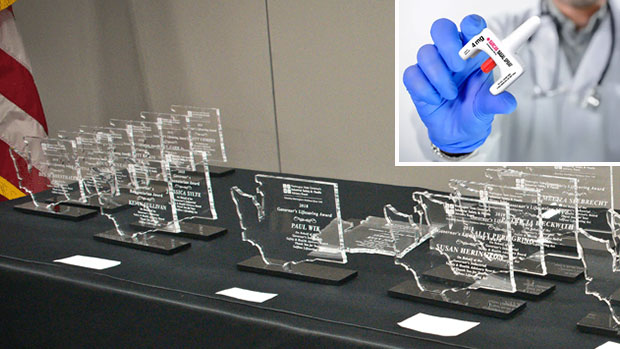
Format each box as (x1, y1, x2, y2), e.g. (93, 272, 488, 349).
(459, 16, 541, 95)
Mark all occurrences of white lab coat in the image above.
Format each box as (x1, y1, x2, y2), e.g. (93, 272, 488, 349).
(428, 2, 620, 161)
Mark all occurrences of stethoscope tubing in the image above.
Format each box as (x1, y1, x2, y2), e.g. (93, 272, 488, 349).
(530, 0, 615, 104)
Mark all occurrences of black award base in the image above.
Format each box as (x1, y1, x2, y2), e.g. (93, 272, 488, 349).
(93, 230, 191, 255)
(130, 221, 227, 241)
(515, 259, 583, 283)
(154, 221, 227, 241)
(45, 195, 129, 213)
(577, 312, 620, 337)
(423, 265, 555, 300)
(237, 255, 358, 285)
(14, 201, 98, 221)
(207, 165, 235, 177)
(388, 280, 526, 319)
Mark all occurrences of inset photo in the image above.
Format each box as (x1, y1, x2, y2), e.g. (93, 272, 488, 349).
(396, 0, 620, 162)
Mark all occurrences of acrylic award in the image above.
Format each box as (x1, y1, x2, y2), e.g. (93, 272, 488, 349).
(487, 170, 580, 252)
(575, 228, 620, 337)
(449, 179, 556, 298)
(524, 166, 614, 235)
(52, 130, 129, 212)
(86, 125, 139, 196)
(136, 112, 226, 240)
(151, 150, 226, 240)
(109, 119, 163, 168)
(92, 155, 191, 254)
(385, 191, 527, 318)
(486, 168, 585, 281)
(170, 105, 233, 176)
(231, 174, 357, 285)
(573, 167, 620, 336)
(450, 179, 546, 274)
(11, 136, 98, 220)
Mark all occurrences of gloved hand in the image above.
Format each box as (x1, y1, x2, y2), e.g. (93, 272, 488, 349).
(403, 15, 517, 155)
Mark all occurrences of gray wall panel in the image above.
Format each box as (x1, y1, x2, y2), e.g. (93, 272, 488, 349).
(129, 0, 280, 172)
(267, 0, 398, 183)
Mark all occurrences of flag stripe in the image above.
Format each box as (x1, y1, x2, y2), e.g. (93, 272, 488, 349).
(0, 8, 32, 72)
(0, 173, 24, 199)
(0, 93, 47, 160)
(0, 48, 47, 133)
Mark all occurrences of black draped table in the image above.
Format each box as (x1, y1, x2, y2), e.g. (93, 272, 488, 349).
(0, 169, 613, 348)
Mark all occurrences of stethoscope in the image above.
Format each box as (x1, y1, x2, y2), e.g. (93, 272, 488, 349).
(529, 0, 615, 110)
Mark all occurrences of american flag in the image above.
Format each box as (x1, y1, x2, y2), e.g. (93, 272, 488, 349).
(0, 3, 49, 201)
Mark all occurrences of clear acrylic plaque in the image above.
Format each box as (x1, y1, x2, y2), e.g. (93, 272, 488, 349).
(486, 168, 580, 260)
(386, 191, 516, 294)
(109, 119, 163, 169)
(523, 166, 614, 234)
(170, 105, 227, 164)
(449, 179, 547, 276)
(576, 228, 620, 335)
(14, 137, 82, 205)
(231, 174, 346, 268)
(165, 150, 216, 221)
(11, 136, 99, 219)
(56, 130, 119, 207)
(141, 112, 202, 172)
(417, 191, 516, 293)
(384, 192, 526, 317)
(126, 159, 175, 231)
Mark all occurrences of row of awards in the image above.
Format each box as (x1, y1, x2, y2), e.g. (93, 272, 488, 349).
(8, 115, 620, 338)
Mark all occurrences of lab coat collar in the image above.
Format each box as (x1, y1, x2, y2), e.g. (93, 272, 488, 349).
(529, 14, 566, 92)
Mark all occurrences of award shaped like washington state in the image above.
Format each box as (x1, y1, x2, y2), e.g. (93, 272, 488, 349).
(576, 228, 620, 337)
(11, 136, 98, 220)
(413, 191, 517, 293)
(231, 174, 357, 285)
(86, 121, 192, 254)
(574, 167, 620, 337)
(170, 105, 233, 176)
(92, 152, 191, 255)
(386, 191, 527, 318)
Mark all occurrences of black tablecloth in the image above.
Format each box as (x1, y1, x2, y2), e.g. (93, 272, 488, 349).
(0, 169, 614, 348)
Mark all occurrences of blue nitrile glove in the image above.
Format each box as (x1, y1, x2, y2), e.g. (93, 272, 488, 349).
(403, 15, 517, 155)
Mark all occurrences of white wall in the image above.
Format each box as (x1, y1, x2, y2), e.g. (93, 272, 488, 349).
(397, 0, 538, 162)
